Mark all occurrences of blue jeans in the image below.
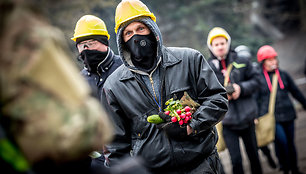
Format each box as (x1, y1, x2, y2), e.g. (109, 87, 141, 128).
(274, 120, 299, 173)
(223, 123, 262, 174)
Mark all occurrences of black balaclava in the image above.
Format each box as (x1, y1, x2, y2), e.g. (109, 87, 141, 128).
(125, 32, 157, 72)
(76, 35, 109, 73)
(79, 49, 108, 73)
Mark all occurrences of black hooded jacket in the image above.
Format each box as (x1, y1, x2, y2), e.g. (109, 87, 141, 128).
(208, 50, 260, 129)
(101, 17, 228, 173)
(255, 67, 306, 122)
(81, 48, 122, 99)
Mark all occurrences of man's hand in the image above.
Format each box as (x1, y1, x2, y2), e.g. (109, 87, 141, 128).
(156, 112, 190, 140)
(227, 94, 233, 100)
(231, 83, 241, 100)
(187, 125, 193, 135)
(254, 118, 259, 125)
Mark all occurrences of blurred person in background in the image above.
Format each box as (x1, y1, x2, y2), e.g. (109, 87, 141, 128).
(256, 45, 306, 174)
(71, 14, 122, 174)
(0, 1, 150, 174)
(101, 0, 228, 173)
(0, 1, 113, 174)
(235, 45, 277, 170)
(235, 45, 258, 69)
(235, 45, 252, 60)
(207, 27, 262, 174)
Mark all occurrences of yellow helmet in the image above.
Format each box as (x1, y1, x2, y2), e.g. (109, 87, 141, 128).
(71, 15, 110, 42)
(207, 27, 230, 46)
(115, 0, 156, 34)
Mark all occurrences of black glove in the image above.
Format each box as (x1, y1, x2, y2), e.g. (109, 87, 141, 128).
(155, 112, 170, 129)
(225, 83, 235, 95)
(158, 112, 171, 122)
(156, 112, 188, 141)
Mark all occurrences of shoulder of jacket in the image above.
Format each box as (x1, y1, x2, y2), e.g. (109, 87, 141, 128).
(164, 47, 203, 61)
(279, 69, 287, 75)
(166, 46, 200, 54)
(279, 70, 291, 80)
(110, 53, 122, 65)
(103, 65, 129, 87)
(207, 57, 214, 62)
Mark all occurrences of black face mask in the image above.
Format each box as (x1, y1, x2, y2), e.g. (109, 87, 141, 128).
(79, 49, 108, 73)
(125, 33, 157, 72)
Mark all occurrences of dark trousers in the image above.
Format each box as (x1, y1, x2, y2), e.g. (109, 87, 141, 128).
(259, 145, 277, 169)
(259, 146, 272, 158)
(223, 123, 262, 174)
(187, 149, 223, 174)
(275, 120, 299, 173)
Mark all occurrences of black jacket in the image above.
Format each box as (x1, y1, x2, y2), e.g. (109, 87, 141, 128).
(256, 68, 306, 122)
(208, 50, 260, 129)
(101, 46, 228, 173)
(81, 49, 122, 99)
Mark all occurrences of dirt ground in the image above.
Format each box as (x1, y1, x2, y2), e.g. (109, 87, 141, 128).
(219, 108, 306, 174)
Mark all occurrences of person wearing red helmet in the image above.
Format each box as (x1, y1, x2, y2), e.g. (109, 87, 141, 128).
(235, 45, 278, 170)
(256, 45, 306, 174)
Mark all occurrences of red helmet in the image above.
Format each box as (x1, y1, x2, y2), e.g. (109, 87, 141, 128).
(257, 45, 278, 62)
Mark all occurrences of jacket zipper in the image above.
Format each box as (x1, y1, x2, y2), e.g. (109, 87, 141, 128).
(134, 75, 159, 110)
(148, 75, 161, 111)
(159, 66, 179, 172)
(136, 68, 178, 170)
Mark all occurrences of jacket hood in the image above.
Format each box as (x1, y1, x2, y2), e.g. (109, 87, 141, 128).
(116, 16, 163, 75)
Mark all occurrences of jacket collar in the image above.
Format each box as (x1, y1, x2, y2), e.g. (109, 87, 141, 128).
(160, 46, 181, 67)
(97, 48, 114, 75)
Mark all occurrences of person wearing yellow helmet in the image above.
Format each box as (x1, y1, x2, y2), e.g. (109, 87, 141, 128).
(101, 0, 228, 173)
(207, 27, 263, 174)
(72, 15, 122, 99)
(71, 15, 123, 174)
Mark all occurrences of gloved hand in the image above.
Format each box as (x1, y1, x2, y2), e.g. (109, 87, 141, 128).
(156, 112, 188, 141)
(225, 83, 235, 95)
